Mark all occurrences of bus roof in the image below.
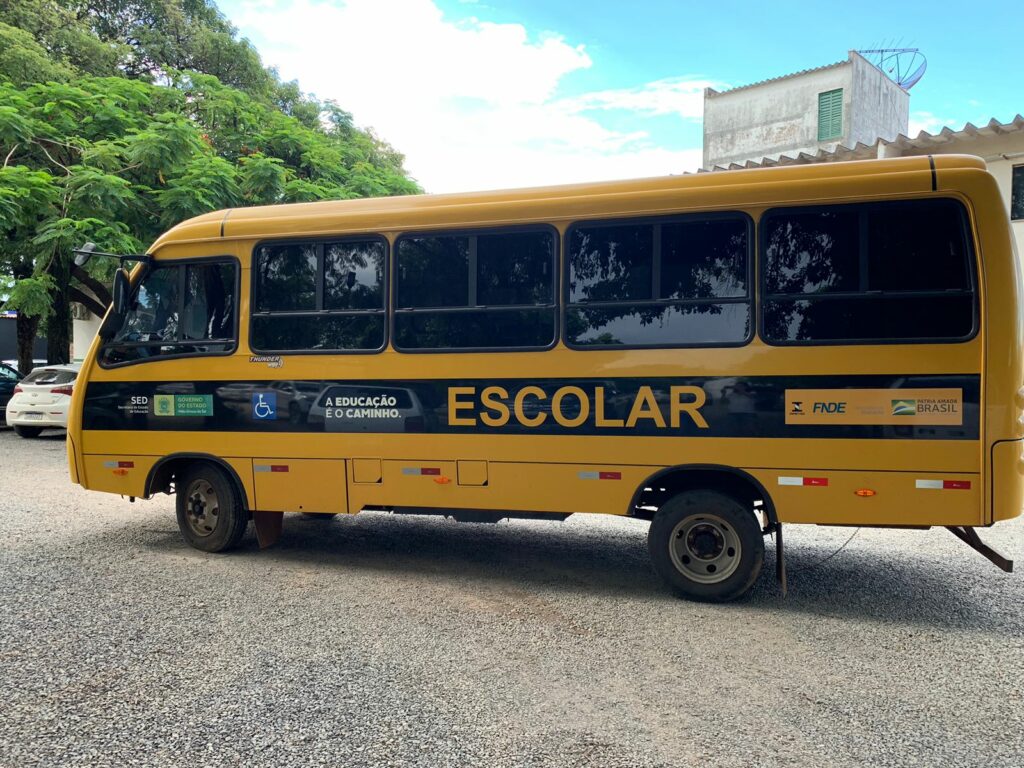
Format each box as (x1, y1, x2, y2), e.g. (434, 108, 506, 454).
(151, 154, 987, 251)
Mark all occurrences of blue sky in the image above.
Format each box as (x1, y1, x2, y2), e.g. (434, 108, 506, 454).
(219, 0, 1020, 192)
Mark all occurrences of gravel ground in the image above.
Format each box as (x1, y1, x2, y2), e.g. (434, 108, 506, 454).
(1, 428, 1022, 768)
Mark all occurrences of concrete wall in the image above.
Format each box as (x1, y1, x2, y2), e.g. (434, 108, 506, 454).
(849, 53, 909, 147)
(703, 51, 908, 169)
(71, 311, 102, 363)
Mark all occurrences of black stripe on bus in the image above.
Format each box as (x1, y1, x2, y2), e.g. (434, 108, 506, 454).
(82, 374, 980, 440)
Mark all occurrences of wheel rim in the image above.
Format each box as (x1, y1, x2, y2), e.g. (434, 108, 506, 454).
(668, 513, 742, 584)
(184, 479, 220, 538)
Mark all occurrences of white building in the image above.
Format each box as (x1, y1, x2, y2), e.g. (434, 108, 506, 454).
(703, 50, 909, 171)
(71, 303, 102, 363)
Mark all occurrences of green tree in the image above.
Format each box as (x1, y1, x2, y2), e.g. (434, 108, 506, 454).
(0, 1, 422, 368)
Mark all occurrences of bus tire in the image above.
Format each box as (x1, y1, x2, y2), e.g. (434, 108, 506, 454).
(647, 489, 763, 602)
(176, 463, 248, 553)
(14, 425, 43, 438)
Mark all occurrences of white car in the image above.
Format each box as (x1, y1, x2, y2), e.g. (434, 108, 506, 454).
(5, 364, 81, 438)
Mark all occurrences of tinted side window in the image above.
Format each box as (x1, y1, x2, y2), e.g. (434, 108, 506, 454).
(394, 229, 556, 350)
(101, 260, 238, 365)
(1012, 165, 1023, 221)
(763, 210, 859, 295)
(569, 225, 652, 303)
(395, 236, 469, 309)
(254, 243, 316, 311)
(251, 239, 386, 352)
(324, 241, 385, 310)
(478, 232, 552, 305)
(761, 199, 975, 344)
(183, 262, 235, 341)
(120, 265, 179, 343)
(661, 219, 749, 299)
(567, 215, 750, 348)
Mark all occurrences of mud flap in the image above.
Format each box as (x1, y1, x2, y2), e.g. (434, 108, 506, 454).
(253, 511, 283, 548)
(947, 526, 1014, 572)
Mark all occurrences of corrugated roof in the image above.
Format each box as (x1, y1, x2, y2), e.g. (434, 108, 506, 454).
(706, 114, 1024, 171)
(708, 59, 848, 97)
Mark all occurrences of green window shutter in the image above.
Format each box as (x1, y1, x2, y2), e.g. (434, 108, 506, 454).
(817, 89, 843, 141)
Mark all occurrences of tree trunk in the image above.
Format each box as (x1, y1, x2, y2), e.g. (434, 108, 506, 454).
(15, 312, 40, 376)
(71, 263, 111, 308)
(46, 252, 72, 365)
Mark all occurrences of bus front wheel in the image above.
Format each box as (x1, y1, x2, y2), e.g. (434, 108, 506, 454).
(648, 489, 764, 602)
(175, 464, 249, 553)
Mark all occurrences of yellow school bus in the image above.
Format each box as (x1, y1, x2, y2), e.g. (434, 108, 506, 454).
(66, 154, 1021, 601)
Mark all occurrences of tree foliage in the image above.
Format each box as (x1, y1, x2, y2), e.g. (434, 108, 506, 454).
(0, 0, 421, 370)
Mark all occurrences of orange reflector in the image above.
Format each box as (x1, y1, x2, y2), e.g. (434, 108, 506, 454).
(854, 488, 876, 497)
(433, 476, 452, 484)
(113, 468, 129, 476)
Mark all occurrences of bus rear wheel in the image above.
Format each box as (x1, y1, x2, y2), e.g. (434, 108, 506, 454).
(648, 489, 764, 602)
(175, 464, 249, 553)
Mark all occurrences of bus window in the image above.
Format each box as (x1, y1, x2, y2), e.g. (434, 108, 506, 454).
(101, 259, 237, 365)
(250, 239, 386, 352)
(393, 229, 556, 351)
(761, 199, 976, 344)
(183, 263, 235, 342)
(566, 215, 751, 348)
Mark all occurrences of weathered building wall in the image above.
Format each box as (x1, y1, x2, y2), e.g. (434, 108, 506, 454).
(848, 53, 909, 147)
(71, 311, 102, 363)
(703, 51, 909, 170)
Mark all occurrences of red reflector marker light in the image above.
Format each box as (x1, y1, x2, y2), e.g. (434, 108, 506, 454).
(777, 476, 829, 487)
(916, 479, 972, 490)
(943, 480, 971, 490)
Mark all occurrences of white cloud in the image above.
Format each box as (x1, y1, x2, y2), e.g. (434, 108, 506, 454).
(907, 111, 961, 137)
(234, 0, 712, 192)
(562, 76, 716, 120)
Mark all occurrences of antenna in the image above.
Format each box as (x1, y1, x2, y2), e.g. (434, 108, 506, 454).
(857, 48, 927, 90)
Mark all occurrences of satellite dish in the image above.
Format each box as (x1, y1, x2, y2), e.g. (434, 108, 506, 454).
(857, 48, 927, 90)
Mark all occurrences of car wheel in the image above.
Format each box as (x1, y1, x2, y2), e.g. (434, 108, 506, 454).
(175, 463, 249, 553)
(647, 489, 764, 602)
(14, 425, 43, 438)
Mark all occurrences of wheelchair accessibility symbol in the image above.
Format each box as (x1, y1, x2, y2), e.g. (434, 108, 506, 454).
(252, 392, 277, 420)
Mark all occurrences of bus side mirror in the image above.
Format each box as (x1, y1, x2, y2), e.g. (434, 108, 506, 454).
(98, 268, 130, 341)
(74, 242, 96, 267)
(112, 268, 129, 315)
